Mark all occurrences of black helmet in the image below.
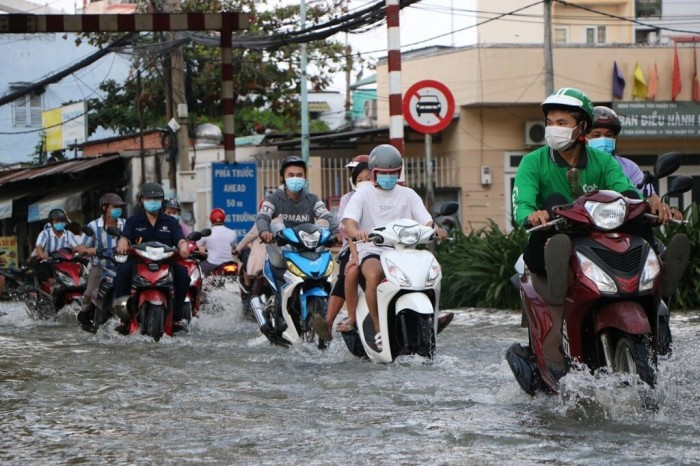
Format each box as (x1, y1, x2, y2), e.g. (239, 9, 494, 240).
(139, 182, 164, 199)
(592, 106, 622, 136)
(48, 208, 68, 222)
(279, 156, 307, 177)
(368, 144, 403, 178)
(163, 198, 181, 211)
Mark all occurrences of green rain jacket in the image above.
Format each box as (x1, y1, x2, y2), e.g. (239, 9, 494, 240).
(512, 145, 637, 227)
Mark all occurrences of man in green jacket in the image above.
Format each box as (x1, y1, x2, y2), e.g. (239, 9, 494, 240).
(512, 87, 641, 299)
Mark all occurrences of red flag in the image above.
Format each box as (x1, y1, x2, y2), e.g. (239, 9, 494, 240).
(672, 43, 682, 101)
(693, 42, 700, 102)
(647, 63, 659, 100)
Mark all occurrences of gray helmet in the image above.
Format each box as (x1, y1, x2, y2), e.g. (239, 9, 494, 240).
(279, 156, 307, 176)
(368, 144, 403, 178)
(48, 208, 68, 222)
(163, 198, 181, 211)
(139, 182, 164, 199)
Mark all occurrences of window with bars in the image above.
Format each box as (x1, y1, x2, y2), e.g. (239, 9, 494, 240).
(554, 28, 568, 44)
(9, 83, 43, 128)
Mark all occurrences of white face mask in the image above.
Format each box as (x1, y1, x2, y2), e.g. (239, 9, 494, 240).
(545, 124, 579, 151)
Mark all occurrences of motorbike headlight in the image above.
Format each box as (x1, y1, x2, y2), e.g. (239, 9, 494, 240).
(385, 258, 411, 287)
(639, 248, 660, 292)
(392, 224, 421, 245)
(134, 246, 174, 261)
(54, 269, 73, 286)
(298, 230, 320, 249)
(584, 198, 627, 230)
(577, 251, 617, 294)
(425, 258, 441, 287)
(286, 261, 306, 278)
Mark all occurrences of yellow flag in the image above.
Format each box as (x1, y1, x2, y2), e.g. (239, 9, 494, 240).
(633, 62, 648, 99)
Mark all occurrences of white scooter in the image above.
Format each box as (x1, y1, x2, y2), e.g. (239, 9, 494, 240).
(342, 202, 459, 362)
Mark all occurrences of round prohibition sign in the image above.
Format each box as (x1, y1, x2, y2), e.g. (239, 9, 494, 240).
(403, 80, 455, 134)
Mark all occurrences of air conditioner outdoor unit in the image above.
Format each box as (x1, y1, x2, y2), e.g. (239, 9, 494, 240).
(524, 120, 546, 147)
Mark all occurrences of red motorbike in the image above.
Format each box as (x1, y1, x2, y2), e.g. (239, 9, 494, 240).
(175, 229, 211, 322)
(112, 239, 180, 342)
(507, 153, 693, 395)
(27, 247, 88, 317)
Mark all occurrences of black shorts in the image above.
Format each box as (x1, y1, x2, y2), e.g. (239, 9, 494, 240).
(330, 249, 351, 298)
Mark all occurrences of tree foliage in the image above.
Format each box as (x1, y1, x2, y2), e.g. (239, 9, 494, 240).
(87, 0, 357, 137)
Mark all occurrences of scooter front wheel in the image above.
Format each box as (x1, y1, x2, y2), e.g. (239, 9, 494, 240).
(416, 315, 436, 359)
(612, 333, 656, 388)
(142, 303, 165, 342)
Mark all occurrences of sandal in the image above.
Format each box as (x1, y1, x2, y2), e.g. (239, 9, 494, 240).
(336, 318, 357, 333)
(374, 332, 383, 351)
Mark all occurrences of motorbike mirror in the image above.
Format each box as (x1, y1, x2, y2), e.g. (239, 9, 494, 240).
(654, 152, 682, 179)
(666, 175, 694, 198)
(82, 226, 96, 237)
(200, 228, 212, 237)
(105, 226, 123, 237)
(187, 231, 203, 242)
(438, 202, 459, 217)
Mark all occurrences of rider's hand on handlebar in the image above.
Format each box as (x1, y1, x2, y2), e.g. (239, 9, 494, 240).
(260, 231, 274, 243)
(87, 247, 97, 257)
(178, 243, 190, 260)
(649, 197, 673, 224)
(527, 210, 550, 228)
(434, 226, 448, 240)
(670, 208, 684, 221)
(353, 231, 369, 242)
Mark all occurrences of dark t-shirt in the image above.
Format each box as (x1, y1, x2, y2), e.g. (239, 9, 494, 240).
(122, 211, 184, 247)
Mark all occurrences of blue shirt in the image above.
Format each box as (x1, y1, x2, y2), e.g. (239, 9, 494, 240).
(33, 228, 79, 256)
(81, 216, 126, 269)
(122, 211, 185, 247)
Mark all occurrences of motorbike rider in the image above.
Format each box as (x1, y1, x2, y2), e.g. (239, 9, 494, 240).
(254, 155, 339, 342)
(113, 182, 191, 326)
(510, 87, 689, 376)
(327, 155, 372, 333)
(30, 208, 80, 284)
(587, 105, 683, 222)
(163, 198, 191, 236)
(343, 144, 448, 351)
(74, 193, 127, 331)
(197, 208, 238, 275)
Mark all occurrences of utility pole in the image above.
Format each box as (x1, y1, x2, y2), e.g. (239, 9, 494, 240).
(344, 0, 352, 127)
(300, 0, 310, 165)
(166, 0, 190, 196)
(543, 0, 554, 96)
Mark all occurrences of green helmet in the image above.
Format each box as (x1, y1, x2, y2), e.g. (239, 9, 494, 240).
(541, 87, 594, 134)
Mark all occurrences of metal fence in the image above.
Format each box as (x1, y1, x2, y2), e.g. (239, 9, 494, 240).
(256, 155, 458, 202)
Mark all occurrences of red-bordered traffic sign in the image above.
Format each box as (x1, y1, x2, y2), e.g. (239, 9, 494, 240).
(403, 80, 455, 134)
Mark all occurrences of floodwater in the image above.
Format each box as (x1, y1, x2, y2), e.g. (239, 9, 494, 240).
(2, 288, 700, 465)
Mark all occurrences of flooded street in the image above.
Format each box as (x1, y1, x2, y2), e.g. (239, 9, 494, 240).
(3, 289, 700, 464)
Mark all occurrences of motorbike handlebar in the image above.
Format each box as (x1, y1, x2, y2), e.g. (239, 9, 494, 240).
(644, 213, 688, 225)
(525, 218, 564, 234)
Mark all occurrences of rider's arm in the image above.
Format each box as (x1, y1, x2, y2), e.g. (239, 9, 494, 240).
(512, 154, 545, 227)
(255, 198, 275, 235)
(236, 225, 258, 252)
(33, 230, 49, 259)
(313, 199, 339, 234)
(341, 190, 367, 241)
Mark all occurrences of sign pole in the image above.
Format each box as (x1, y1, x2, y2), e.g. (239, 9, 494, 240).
(425, 132, 435, 253)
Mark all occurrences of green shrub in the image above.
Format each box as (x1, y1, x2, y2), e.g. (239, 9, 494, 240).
(435, 220, 527, 310)
(656, 203, 700, 309)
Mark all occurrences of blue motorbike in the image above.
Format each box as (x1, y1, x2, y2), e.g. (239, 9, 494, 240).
(251, 223, 336, 348)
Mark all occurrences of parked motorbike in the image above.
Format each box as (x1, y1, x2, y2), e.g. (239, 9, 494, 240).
(176, 228, 210, 323)
(108, 227, 180, 342)
(26, 247, 88, 317)
(506, 152, 692, 395)
(341, 201, 459, 363)
(251, 223, 336, 348)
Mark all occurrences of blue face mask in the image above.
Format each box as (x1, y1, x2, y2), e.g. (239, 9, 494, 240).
(168, 213, 180, 221)
(53, 222, 66, 232)
(588, 137, 616, 154)
(285, 177, 306, 193)
(144, 200, 162, 214)
(376, 173, 399, 190)
(110, 208, 122, 219)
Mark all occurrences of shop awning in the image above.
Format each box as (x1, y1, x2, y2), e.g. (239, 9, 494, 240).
(27, 182, 100, 222)
(0, 187, 36, 220)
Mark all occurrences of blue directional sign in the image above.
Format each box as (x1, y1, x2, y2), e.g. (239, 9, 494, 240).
(211, 162, 258, 238)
